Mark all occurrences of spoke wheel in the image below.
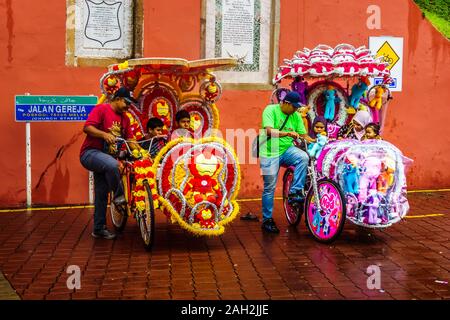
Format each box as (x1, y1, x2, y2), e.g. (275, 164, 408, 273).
(305, 178, 346, 243)
(282, 168, 302, 226)
(138, 181, 155, 251)
(110, 176, 129, 232)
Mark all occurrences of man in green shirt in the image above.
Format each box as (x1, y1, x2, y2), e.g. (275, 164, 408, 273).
(259, 91, 314, 233)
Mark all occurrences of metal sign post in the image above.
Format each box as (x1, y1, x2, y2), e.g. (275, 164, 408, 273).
(15, 95, 98, 207)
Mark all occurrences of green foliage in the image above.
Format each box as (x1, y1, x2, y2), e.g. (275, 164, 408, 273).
(414, 0, 450, 20)
(414, 0, 450, 39)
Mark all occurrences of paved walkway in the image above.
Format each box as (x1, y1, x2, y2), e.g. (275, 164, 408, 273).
(0, 191, 449, 300)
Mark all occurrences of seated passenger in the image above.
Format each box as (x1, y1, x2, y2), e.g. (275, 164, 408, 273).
(309, 116, 327, 140)
(170, 110, 194, 140)
(337, 110, 372, 141)
(141, 117, 167, 158)
(306, 116, 328, 156)
(362, 122, 382, 140)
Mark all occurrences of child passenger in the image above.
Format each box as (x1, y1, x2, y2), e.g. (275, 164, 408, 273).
(309, 116, 328, 139)
(337, 110, 372, 141)
(363, 122, 382, 140)
(170, 110, 193, 140)
(141, 117, 166, 158)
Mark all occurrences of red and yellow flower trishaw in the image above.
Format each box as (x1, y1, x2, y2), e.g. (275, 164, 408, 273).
(97, 57, 241, 250)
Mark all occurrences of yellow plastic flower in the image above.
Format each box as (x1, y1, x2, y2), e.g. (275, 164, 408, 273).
(135, 201, 146, 212)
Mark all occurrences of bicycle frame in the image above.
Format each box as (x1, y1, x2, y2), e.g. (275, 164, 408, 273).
(308, 158, 322, 212)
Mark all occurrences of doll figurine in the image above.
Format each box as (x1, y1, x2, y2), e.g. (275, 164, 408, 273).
(358, 156, 382, 203)
(377, 158, 395, 194)
(365, 189, 382, 225)
(343, 160, 359, 195)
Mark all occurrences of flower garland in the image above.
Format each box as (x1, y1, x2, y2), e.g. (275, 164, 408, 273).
(132, 157, 159, 212)
(211, 102, 220, 130)
(151, 136, 241, 236)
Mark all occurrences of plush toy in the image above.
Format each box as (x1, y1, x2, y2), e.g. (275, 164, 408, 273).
(308, 133, 328, 159)
(358, 156, 382, 203)
(298, 105, 311, 133)
(343, 160, 359, 195)
(363, 189, 382, 224)
(323, 85, 341, 121)
(368, 86, 386, 123)
(348, 77, 370, 113)
(291, 76, 308, 105)
(183, 151, 223, 206)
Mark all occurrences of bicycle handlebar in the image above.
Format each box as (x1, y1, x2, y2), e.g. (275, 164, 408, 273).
(115, 136, 168, 157)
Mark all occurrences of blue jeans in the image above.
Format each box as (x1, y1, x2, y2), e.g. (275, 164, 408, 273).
(260, 146, 309, 222)
(80, 149, 124, 232)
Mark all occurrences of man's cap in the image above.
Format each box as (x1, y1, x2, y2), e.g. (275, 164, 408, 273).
(113, 87, 138, 104)
(283, 91, 302, 108)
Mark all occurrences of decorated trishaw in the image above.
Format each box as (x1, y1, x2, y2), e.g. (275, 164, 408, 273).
(273, 44, 412, 242)
(97, 58, 241, 250)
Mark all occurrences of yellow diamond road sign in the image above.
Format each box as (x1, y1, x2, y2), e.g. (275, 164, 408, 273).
(375, 41, 400, 70)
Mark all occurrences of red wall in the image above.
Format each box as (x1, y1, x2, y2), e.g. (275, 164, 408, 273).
(0, 0, 449, 207)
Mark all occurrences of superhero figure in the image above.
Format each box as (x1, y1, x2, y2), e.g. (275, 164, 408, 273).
(183, 151, 223, 206)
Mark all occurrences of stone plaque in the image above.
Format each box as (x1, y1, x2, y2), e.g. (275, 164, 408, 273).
(205, 0, 276, 85)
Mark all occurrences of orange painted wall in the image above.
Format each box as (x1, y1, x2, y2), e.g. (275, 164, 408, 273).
(0, 0, 448, 207)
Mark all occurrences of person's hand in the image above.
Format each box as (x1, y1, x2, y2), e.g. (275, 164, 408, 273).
(103, 132, 116, 144)
(286, 132, 300, 139)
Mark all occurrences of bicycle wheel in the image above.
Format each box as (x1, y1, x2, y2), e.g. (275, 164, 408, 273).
(305, 178, 346, 243)
(110, 176, 128, 232)
(138, 181, 155, 251)
(282, 168, 302, 226)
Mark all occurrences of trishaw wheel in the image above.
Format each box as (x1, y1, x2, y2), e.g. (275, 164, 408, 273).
(305, 178, 346, 243)
(282, 168, 302, 226)
(139, 181, 155, 251)
(110, 175, 129, 232)
(110, 195, 128, 232)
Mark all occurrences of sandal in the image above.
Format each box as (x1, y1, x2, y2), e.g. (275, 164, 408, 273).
(240, 212, 259, 221)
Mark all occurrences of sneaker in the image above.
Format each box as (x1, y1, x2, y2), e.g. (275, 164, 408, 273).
(113, 194, 127, 207)
(288, 190, 306, 204)
(91, 228, 117, 240)
(261, 218, 280, 233)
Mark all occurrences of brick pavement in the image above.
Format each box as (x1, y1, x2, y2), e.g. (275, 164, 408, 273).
(0, 191, 449, 300)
